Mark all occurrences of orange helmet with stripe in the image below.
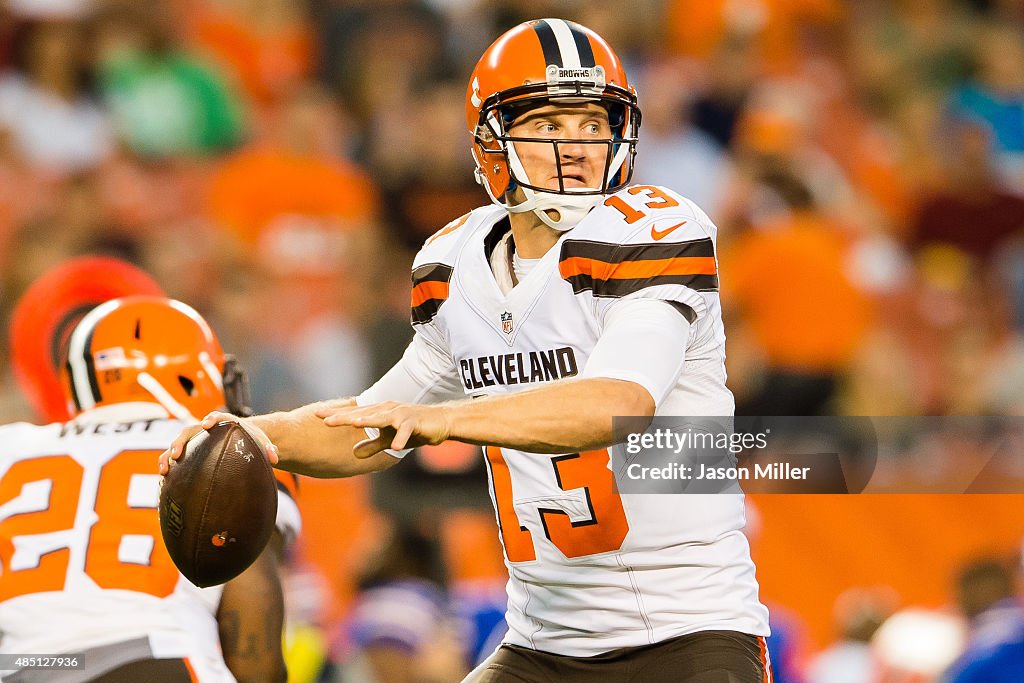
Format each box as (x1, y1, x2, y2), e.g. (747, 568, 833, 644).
(9, 257, 165, 422)
(466, 19, 641, 231)
(62, 296, 251, 421)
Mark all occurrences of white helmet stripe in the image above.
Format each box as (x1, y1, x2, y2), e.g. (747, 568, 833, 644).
(66, 299, 122, 410)
(199, 351, 223, 390)
(605, 143, 631, 185)
(545, 19, 582, 69)
(136, 371, 195, 421)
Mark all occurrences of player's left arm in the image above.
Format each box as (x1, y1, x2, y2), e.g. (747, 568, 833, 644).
(318, 299, 691, 456)
(217, 531, 288, 683)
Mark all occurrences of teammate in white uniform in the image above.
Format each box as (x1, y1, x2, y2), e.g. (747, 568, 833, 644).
(162, 18, 771, 682)
(2, 296, 299, 683)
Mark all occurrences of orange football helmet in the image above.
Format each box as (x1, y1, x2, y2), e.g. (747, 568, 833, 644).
(9, 257, 166, 422)
(62, 296, 250, 421)
(466, 18, 641, 230)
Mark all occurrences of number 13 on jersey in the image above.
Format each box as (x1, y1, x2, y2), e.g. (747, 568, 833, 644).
(485, 447, 629, 561)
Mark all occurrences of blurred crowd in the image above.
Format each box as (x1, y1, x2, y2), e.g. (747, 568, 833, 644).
(1, 0, 1023, 680)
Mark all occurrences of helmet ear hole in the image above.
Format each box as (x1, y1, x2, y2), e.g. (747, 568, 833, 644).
(178, 375, 195, 396)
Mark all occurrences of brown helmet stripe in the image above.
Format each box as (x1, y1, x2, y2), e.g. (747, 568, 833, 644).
(533, 19, 562, 67)
(568, 22, 595, 67)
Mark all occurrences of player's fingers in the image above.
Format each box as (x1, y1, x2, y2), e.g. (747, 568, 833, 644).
(322, 407, 388, 428)
(237, 419, 278, 465)
(201, 411, 235, 429)
(158, 424, 204, 474)
(353, 434, 388, 459)
(391, 418, 415, 450)
(313, 397, 357, 417)
(253, 440, 280, 465)
(320, 410, 353, 426)
(316, 399, 401, 421)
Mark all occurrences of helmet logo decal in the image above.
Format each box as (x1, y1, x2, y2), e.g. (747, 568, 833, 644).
(470, 77, 483, 109)
(545, 64, 605, 96)
(93, 347, 127, 371)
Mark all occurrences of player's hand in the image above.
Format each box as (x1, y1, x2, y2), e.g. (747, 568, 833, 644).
(315, 401, 452, 458)
(158, 411, 279, 474)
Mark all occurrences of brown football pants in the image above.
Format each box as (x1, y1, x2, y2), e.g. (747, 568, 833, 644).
(465, 630, 772, 683)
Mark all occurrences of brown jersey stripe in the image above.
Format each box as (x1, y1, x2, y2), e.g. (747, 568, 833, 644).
(411, 280, 450, 308)
(565, 272, 719, 296)
(412, 299, 445, 324)
(559, 237, 718, 296)
(560, 237, 716, 264)
(411, 262, 454, 285)
(411, 262, 453, 324)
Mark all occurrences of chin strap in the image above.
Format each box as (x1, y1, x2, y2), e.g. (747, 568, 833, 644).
(507, 186, 603, 230)
(474, 130, 606, 231)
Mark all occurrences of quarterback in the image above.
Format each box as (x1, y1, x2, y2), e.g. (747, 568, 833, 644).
(1, 297, 299, 682)
(163, 18, 772, 681)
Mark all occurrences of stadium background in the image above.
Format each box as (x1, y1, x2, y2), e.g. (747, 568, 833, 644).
(1, 0, 1023, 679)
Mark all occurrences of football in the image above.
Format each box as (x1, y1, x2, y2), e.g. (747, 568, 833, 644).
(159, 420, 278, 587)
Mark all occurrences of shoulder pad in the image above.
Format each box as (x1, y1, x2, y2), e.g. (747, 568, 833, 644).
(414, 205, 504, 269)
(575, 184, 717, 245)
(559, 186, 719, 298)
(0, 421, 38, 439)
(0, 422, 53, 458)
(411, 205, 502, 325)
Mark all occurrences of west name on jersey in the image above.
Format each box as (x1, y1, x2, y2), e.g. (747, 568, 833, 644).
(459, 346, 579, 391)
(59, 418, 163, 438)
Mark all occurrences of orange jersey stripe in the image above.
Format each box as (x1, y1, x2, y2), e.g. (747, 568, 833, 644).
(559, 255, 718, 281)
(183, 658, 198, 683)
(758, 636, 773, 682)
(411, 280, 450, 308)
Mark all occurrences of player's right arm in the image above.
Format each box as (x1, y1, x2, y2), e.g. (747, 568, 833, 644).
(216, 532, 287, 683)
(159, 331, 465, 478)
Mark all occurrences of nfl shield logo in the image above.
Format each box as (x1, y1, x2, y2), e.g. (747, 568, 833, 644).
(500, 311, 513, 334)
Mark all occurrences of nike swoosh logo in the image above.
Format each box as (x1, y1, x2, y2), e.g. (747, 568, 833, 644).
(651, 221, 687, 240)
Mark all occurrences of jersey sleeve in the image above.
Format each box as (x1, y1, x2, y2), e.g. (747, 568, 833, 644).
(559, 187, 720, 324)
(579, 298, 691, 406)
(356, 331, 465, 458)
(359, 331, 465, 406)
(357, 209, 488, 457)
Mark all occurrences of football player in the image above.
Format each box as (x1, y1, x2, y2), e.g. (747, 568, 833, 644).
(163, 19, 772, 682)
(1, 296, 300, 682)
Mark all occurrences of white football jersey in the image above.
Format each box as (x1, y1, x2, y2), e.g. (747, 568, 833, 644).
(406, 185, 770, 656)
(0, 403, 300, 681)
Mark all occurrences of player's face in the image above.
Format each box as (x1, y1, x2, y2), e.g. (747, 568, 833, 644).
(506, 103, 613, 192)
